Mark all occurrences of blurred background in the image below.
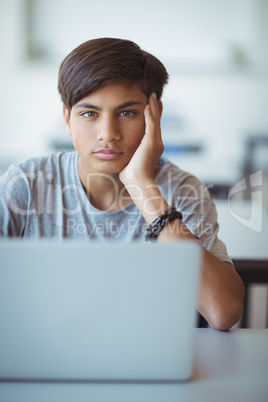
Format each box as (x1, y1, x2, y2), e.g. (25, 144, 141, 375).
(0, 0, 268, 187)
(0, 0, 267, 327)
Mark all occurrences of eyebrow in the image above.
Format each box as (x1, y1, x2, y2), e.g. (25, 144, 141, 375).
(74, 101, 144, 111)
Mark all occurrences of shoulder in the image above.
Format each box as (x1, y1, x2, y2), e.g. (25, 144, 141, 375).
(156, 156, 216, 224)
(156, 157, 208, 194)
(1, 151, 78, 182)
(13, 151, 77, 171)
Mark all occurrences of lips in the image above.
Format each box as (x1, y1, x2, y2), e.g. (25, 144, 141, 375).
(94, 148, 123, 160)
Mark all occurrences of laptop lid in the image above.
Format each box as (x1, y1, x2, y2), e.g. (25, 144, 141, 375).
(0, 240, 201, 382)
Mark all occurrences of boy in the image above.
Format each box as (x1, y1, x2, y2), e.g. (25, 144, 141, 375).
(0, 38, 244, 330)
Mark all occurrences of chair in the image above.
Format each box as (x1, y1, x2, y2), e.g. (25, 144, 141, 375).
(233, 259, 268, 328)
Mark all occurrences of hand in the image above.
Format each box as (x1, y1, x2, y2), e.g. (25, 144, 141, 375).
(119, 93, 164, 186)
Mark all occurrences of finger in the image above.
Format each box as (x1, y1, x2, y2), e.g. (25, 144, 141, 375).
(145, 93, 162, 132)
(149, 92, 161, 119)
(144, 99, 163, 148)
(144, 103, 154, 137)
(144, 93, 159, 126)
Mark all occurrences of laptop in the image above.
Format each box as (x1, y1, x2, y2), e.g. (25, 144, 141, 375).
(0, 239, 201, 382)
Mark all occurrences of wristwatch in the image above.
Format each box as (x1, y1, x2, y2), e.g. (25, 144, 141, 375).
(145, 206, 183, 242)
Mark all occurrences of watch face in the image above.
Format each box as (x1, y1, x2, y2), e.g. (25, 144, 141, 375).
(150, 216, 162, 227)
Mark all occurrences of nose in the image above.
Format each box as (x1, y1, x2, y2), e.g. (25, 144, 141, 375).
(97, 116, 120, 142)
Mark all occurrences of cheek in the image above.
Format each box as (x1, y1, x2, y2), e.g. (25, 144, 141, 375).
(128, 120, 146, 148)
(70, 126, 91, 153)
(71, 122, 93, 142)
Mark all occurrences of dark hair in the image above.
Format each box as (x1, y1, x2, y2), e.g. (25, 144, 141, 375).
(58, 38, 169, 111)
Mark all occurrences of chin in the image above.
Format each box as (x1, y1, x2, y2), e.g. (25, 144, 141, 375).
(94, 162, 125, 175)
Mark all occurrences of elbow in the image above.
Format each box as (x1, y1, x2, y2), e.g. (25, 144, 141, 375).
(200, 270, 245, 331)
(208, 300, 244, 331)
(208, 273, 245, 331)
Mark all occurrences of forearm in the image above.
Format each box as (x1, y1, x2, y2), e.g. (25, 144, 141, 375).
(126, 180, 244, 331)
(196, 249, 244, 330)
(161, 219, 244, 330)
(124, 178, 169, 224)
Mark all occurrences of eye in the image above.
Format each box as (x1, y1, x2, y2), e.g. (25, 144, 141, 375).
(120, 110, 135, 117)
(82, 111, 98, 118)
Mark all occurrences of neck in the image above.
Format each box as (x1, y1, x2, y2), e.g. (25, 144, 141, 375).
(78, 158, 131, 212)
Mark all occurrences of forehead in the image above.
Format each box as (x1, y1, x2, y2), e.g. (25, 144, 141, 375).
(74, 84, 148, 109)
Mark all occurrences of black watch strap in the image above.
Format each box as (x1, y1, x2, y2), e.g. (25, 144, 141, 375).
(145, 206, 183, 242)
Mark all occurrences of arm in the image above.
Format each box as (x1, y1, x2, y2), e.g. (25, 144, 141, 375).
(120, 93, 244, 331)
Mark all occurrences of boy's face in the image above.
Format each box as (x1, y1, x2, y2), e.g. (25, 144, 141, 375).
(63, 84, 150, 176)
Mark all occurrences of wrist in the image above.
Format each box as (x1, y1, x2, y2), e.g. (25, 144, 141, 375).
(145, 206, 183, 242)
(119, 165, 161, 189)
(124, 179, 168, 224)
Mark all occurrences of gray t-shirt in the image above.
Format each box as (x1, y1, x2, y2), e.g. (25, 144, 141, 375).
(0, 151, 232, 263)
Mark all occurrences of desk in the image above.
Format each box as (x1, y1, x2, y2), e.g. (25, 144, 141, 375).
(0, 329, 267, 402)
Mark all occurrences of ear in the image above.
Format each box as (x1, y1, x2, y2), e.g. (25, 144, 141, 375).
(158, 100, 163, 118)
(62, 105, 72, 136)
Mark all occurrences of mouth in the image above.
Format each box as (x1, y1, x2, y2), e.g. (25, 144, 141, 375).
(93, 148, 123, 160)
